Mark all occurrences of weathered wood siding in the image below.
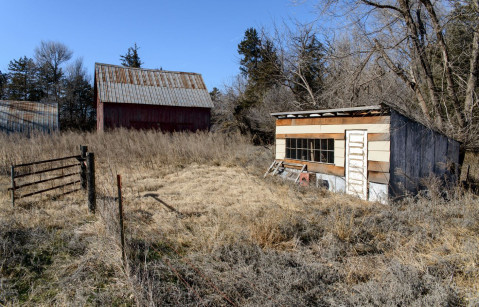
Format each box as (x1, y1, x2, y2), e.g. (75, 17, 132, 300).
(275, 116, 391, 178)
(100, 102, 211, 132)
(389, 110, 460, 198)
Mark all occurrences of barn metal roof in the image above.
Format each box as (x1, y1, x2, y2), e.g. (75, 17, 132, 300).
(271, 105, 387, 118)
(95, 63, 213, 109)
(0, 100, 59, 134)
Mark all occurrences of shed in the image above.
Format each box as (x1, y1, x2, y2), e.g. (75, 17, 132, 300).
(0, 100, 59, 134)
(94, 63, 214, 132)
(270, 105, 460, 203)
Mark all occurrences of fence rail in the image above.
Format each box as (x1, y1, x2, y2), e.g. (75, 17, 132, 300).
(9, 145, 95, 211)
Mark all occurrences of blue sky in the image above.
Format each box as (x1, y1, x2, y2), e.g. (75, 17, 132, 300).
(0, 0, 318, 91)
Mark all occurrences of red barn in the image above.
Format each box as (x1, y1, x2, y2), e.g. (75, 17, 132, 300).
(94, 63, 213, 132)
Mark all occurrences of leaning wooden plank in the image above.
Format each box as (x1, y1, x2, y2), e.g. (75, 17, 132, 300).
(272, 161, 283, 176)
(264, 160, 277, 178)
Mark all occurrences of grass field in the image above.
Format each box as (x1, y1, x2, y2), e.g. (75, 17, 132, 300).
(0, 130, 478, 306)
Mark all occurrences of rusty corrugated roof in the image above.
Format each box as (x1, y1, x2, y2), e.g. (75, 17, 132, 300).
(0, 100, 59, 134)
(95, 63, 213, 108)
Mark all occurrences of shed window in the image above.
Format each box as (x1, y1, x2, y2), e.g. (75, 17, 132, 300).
(285, 138, 334, 164)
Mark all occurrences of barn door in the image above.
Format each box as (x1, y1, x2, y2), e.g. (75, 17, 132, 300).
(346, 130, 368, 200)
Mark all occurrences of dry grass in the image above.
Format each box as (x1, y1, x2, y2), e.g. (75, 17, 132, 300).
(0, 129, 478, 306)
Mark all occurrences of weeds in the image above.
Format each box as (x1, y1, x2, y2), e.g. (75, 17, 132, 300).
(0, 130, 478, 305)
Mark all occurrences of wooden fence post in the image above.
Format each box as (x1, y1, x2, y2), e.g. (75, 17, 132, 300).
(87, 152, 96, 213)
(117, 174, 126, 264)
(80, 145, 88, 190)
(11, 165, 15, 207)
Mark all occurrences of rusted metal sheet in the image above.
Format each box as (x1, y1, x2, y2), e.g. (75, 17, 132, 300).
(0, 100, 59, 134)
(95, 63, 213, 109)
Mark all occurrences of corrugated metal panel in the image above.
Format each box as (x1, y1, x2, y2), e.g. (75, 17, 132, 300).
(0, 100, 59, 134)
(95, 63, 213, 108)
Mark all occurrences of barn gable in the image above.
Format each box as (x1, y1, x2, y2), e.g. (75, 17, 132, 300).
(94, 63, 213, 131)
(0, 100, 59, 134)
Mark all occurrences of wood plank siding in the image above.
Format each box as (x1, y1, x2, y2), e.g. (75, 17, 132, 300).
(102, 103, 211, 132)
(276, 116, 390, 126)
(389, 109, 460, 198)
(274, 116, 391, 179)
(273, 105, 460, 201)
(275, 124, 389, 135)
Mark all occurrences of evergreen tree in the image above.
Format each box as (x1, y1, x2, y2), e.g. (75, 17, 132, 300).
(238, 28, 262, 78)
(290, 33, 325, 105)
(237, 28, 282, 108)
(120, 43, 143, 68)
(0, 70, 7, 99)
(6, 56, 42, 101)
(209, 87, 221, 101)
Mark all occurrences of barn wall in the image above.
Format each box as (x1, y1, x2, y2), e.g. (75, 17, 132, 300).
(275, 116, 390, 179)
(97, 101, 104, 131)
(389, 110, 460, 198)
(102, 103, 211, 132)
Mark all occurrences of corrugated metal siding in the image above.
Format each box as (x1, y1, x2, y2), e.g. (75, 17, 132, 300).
(0, 100, 59, 134)
(95, 63, 213, 108)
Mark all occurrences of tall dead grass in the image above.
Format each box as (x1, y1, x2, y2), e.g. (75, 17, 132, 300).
(0, 130, 478, 306)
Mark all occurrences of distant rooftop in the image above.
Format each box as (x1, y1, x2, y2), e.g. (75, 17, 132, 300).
(95, 63, 213, 109)
(271, 105, 388, 118)
(0, 100, 58, 134)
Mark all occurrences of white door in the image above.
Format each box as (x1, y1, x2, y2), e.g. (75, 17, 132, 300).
(346, 130, 368, 200)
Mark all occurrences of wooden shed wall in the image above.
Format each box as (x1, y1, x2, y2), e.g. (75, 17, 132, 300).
(389, 109, 460, 198)
(275, 116, 391, 179)
(99, 102, 210, 132)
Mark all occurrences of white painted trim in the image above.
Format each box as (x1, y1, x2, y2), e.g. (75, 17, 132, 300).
(346, 130, 368, 200)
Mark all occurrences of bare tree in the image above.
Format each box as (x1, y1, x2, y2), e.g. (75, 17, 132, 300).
(265, 22, 327, 109)
(34, 41, 73, 102)
(62, 58, 95, 130)
(320, 35, 412, 110)
(315, 0, 479, 142)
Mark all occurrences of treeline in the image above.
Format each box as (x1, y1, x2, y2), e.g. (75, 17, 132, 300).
(211, 0, 479, 148)
(0, 41, 95, 130)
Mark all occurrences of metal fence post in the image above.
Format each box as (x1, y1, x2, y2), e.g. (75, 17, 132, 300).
(11, 165, 15, 207)
(87, 152, 96, 213)
(80, 145, 88, 190)
(117, 174, 126, 264)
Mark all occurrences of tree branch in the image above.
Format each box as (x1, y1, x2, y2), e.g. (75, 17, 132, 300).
(374, 39, 432, 122)
(464, 0, 479, 125)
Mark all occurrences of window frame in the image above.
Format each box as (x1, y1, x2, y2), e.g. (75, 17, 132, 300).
(285, 138, 335, 164)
